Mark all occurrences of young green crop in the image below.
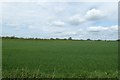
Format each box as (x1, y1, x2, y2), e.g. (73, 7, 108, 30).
(2, 39, 118, 78)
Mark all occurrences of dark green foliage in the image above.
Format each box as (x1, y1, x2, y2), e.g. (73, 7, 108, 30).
(68, 37, 72, 40)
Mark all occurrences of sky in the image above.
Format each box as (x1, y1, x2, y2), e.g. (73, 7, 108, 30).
(1, 1, 119, 40)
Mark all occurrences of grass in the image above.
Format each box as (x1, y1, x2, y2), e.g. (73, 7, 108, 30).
(2, 39, 118, 78)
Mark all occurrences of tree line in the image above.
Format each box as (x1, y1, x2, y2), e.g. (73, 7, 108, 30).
(1, 36, 120, 41)
(1, 36, 73, 40)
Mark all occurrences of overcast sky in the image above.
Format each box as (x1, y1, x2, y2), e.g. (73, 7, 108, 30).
(1, 1, 118, 40)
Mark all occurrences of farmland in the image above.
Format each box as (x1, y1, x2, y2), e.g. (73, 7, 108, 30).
(2, 39, 118, 78)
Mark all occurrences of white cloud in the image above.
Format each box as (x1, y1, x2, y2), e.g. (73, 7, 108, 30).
(2, 2, 118, 40)
(63, 31, 77, 35)
(0, 3, 2, 21)
(0, 0, 119, 2)
(68, 14, 86, 25)
(87, 26, 108, 32)
(87, 25, 118, 32)
(68, 8, 105, 25)
(50, 21, 65, 27)
(85, 8, 105, 20)
(28, 25, 36, 29)
(5, 22, 19, 28)
(109, 25, 118, 30)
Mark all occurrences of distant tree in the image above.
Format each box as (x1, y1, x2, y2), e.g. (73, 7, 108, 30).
(2, 36, 6, 39)
(68, 37, 72, 40)
(28, 38, 34, 40)
(117, 39, 120, 41)
(56, 38, 60, 40)
(10, 36, 15, 39)
(80, 39, 83, 41)
(35, 38, 38, 40)
(50, 38, 54, 40)
(97, 39, 101, 41)
(63, 38, 67, 40)
(87, 39, 91, 41)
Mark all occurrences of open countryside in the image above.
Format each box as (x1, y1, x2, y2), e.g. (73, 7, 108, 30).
(2, 2, 118, 79)
(2, 38, 118, 78)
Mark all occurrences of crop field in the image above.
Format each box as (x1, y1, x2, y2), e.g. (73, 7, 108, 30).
(2, 39, 118, 78)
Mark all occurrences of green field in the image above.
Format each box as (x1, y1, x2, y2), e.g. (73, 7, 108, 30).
(2, 39, 118, 78)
